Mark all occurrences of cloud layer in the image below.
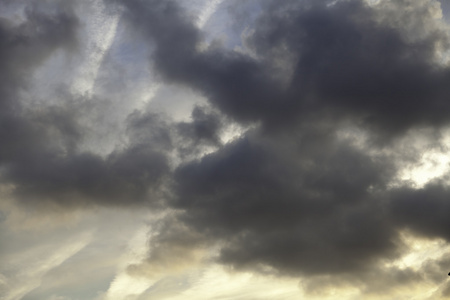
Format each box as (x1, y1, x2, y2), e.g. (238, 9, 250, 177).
(3, 0, 450, 299)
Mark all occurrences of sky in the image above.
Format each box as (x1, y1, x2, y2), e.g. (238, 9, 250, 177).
(3, 0, 450, 299)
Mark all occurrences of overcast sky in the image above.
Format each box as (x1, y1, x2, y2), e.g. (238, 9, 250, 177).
(3, 0, 450, 299)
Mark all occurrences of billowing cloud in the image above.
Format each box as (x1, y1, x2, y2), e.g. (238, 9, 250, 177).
(117, 0, 450, 134)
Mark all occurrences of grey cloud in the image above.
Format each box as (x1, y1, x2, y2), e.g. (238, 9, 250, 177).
(177, 106, 223, 146)
(118, 0, 450, 135)
(2, 106, 171, 207)
(172, 130, 399, 275)
(0, 3, 79, 158)
(97, 0, 450, 280)
(6, 145, 169, 208)
(0, 5, 77, 103)
(390, 182, 450, 240)
(127, 111, 173, 153)
(109, 0, 450, 280)
(0, 3, 171, 208)
(175, 106, 224, 159)
(115, 0, 285, 124)
(264, 0, 450, 135)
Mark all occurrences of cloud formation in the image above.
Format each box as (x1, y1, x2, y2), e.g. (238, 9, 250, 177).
(109, 0, 450, 279)
(3, 0, 450, 298)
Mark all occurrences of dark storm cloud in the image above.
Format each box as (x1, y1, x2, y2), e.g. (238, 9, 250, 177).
(173, 130, 399, 275)
(2, 106, 172, 207)
(109, 0, 450, 280)
(5, 144, 169, 207)
(177, 106, 223, 146)
(390, 182, 450, 240)
(249, 0, 450, 135)
(175, 106, 224, 159)
(118, 0, 450, 134)
(115, 0, 285, 124)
